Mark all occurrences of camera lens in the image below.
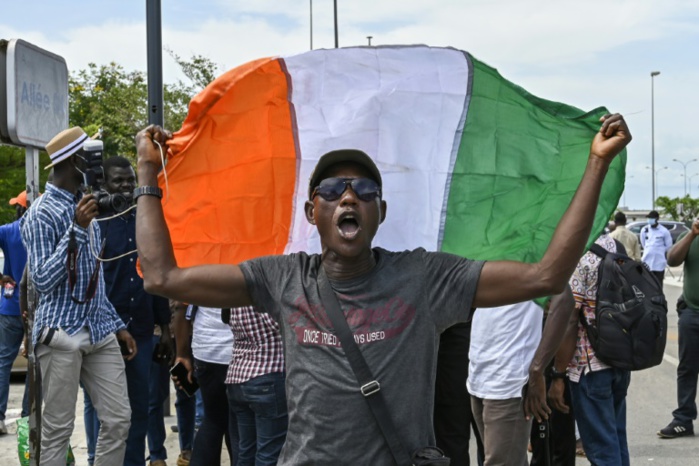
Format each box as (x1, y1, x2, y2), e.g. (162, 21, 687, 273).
(110, 194, 130, 213)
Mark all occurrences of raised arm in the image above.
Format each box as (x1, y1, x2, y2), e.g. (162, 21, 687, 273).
(667, 220, 699, 267)
(473, 114, 631, 308)
(135, 126, 252, 308)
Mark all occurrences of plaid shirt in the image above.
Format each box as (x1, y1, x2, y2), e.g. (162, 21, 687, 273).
(20, 183, 125, 345)
(225, 306, 285, 384)
(566, 234, 616, 382)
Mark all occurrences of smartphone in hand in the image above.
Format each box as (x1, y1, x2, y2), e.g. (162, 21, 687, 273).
(170, 361, 199, 397)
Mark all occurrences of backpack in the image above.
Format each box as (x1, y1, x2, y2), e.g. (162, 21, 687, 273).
(580, 243, 668, 371)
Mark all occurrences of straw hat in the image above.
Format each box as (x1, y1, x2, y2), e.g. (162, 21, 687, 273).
(44, 127, 88, 170)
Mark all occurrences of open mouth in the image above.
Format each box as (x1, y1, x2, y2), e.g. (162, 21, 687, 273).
(337, 213, 361, 240)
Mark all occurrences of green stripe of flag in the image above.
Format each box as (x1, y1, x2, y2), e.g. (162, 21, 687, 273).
(441, 55, 626, 263)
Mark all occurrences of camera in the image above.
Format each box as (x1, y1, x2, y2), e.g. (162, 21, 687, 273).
(81, 140, 130, 215)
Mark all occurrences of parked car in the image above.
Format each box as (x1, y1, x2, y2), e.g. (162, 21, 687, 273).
(627, 220, 690, 246)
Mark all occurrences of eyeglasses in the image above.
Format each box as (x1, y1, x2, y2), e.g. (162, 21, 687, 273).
(311, 177, 381, 202)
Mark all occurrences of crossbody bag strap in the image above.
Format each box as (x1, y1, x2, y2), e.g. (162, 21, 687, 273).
(589, 243, 608, 259)
(317, 266, 413, 466)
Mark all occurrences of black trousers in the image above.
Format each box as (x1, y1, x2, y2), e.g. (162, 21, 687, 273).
(529, 375, 576, 466)
(652, 270, 665, 285)
(434, 322, 484, 466)
(191, 359, 238, 466)
(673, 307, 699, 424)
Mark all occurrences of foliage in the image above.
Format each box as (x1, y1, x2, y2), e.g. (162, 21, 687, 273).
(655, 195, 699, 224)
(69, 62, 197, 158)
(0, 53, 219, 225)
(167, 48, 220, 91)
(0, 146, 52, 225)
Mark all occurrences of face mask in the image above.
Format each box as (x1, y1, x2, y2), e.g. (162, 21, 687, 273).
(647, 218, 656, 225)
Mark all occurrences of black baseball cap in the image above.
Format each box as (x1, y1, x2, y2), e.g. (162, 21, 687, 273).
(646, 210, 660, 219)
(308, 149, 382, 199)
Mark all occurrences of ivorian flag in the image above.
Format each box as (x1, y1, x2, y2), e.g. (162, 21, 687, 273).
(160, 45, 626, 267)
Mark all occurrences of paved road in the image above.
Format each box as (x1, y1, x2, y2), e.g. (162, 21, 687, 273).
(0, 381, 211, 465)
(0, 272, 695, 465)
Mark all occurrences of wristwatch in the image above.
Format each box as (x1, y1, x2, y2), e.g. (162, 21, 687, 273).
(133, 186, 163, 201)
(549, 366, 567, 380)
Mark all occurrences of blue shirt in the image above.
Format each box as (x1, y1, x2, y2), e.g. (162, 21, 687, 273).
(0, 220, 27, 316)
(98, 210, 170, 338)
(20, 183, 125, 344)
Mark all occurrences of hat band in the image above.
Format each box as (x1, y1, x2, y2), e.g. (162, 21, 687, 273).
(50, 133, 88, 163)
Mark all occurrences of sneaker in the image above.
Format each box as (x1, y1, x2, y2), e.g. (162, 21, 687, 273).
(176, 450, 191, 466)
(149, 461, 167, 466)
(0, 420, 7, 435)
(658, 421, 694, 438)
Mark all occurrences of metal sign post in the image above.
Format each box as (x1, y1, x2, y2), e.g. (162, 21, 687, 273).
(146, 0, 172, 417)
(25, 147, 39, 203)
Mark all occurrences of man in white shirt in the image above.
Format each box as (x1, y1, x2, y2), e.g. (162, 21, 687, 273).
(640, 210, 673, 283)
(468, 289, 574, 466)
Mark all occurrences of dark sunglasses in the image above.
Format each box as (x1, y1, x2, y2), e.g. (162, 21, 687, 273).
(312, 177, 382, 202)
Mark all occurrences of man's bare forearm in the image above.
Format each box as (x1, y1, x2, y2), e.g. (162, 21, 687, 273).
(538, 157, 609, 290)
(529, 286, 575, 376)
(474, 158, 610, 308)
(172, 301, 192, 359)
(667, 230, 696, 266)
(553, 307, 579, 372)
(136, 163, 179, 294)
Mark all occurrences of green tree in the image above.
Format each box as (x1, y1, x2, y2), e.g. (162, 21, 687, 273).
(69, 62, 199, 158)
(0, 146, 52, 225)
(167, 48, 219, 91)
(655, 195, 699, 224)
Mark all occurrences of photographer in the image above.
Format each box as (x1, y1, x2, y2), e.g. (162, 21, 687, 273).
(82, 155, 172, 466)
(20, 127, 135, 466)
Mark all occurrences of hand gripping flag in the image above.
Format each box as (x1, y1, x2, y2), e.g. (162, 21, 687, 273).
(159, 45, 626, 267)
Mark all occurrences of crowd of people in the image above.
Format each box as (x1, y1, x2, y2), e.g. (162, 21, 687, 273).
(0, 111, 692, 466)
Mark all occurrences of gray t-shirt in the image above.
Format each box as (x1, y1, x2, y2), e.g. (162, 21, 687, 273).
(240, 247, 484, 465)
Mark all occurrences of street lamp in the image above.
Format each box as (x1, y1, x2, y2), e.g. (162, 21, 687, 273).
(646, 166, 668, 200)
(367, 36, 373, 46)
(309, 0, 313, 50)
(651, 71, 660, 209)
(689, 173, 699, 197)
(334, 0, 339, 48)
(672, 158, 699, 197)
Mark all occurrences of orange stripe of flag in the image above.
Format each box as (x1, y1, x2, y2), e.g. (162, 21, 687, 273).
(159, 58, 297, 267)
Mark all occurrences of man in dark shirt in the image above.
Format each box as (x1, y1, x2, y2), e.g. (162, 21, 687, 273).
(133, 113, 631, 464)
(84, 155, 172, 466)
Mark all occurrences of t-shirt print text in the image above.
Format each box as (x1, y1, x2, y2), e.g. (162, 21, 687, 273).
(289, 296, 417, 347)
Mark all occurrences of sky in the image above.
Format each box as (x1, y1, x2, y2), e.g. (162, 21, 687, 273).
(2, 0, 698, 211)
